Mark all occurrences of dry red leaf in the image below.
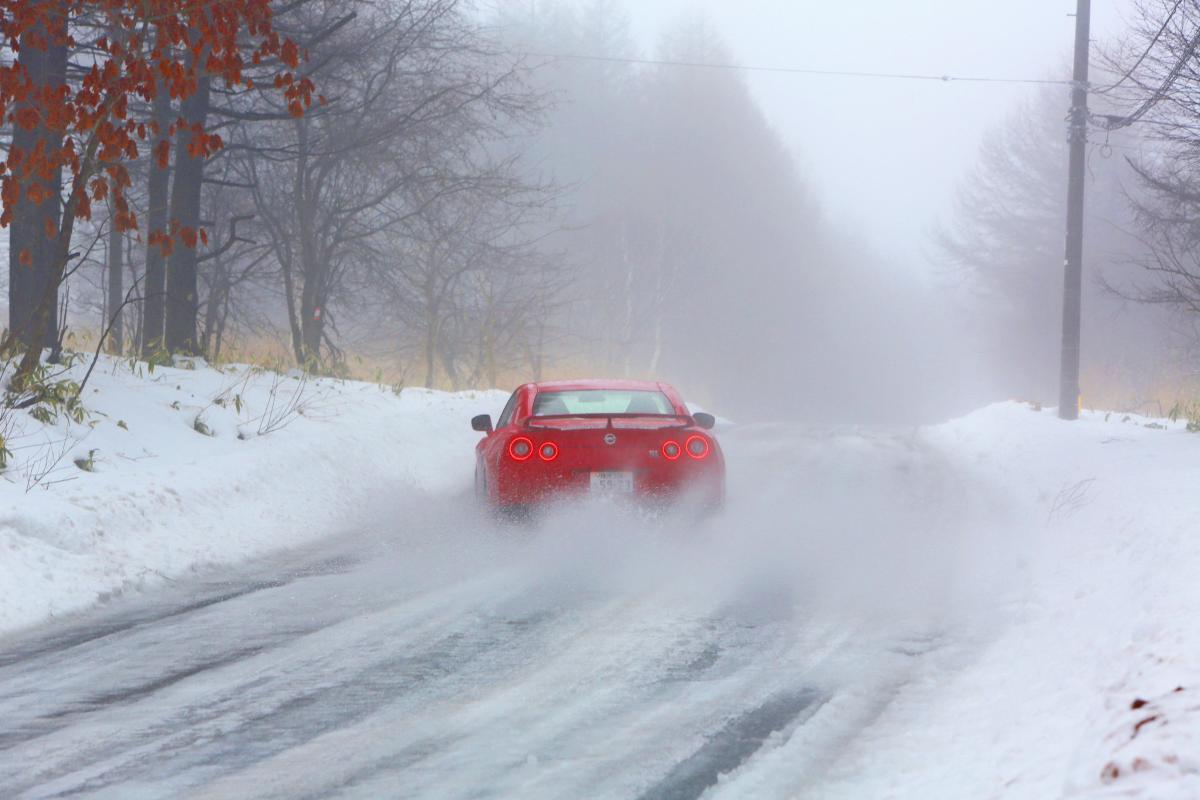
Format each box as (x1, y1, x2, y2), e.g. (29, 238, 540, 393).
(1, 0, 314, 248)
(1132, 714, 1160, 738)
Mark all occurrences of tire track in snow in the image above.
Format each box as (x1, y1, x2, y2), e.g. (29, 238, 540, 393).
(0, 645, 267, 753)
(0, 552, 360, 671)
(636, 689, 830, 800)
(318, 594, 855, 800)
(0, 553, 375, 755)
(180, 593, 699, 800)
(0, 560, 582, 799)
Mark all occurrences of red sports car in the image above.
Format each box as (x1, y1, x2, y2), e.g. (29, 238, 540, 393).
(472, 379, 724, 514)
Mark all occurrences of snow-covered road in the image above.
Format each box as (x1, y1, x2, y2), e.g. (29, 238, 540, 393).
(0, 423, 987, 800)
(6, 358, 1200, 798)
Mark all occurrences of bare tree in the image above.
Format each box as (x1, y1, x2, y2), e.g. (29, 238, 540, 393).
(232, 0, 540, 371)
(381, 178, 563, 387)
(1101, 1, 1200, 322)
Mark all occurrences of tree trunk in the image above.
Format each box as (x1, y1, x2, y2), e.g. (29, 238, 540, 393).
(298, 275, 323, 367)
(484, 329, 497, 388)
(440, 347, 461, 390)
(127, 230, 144, 354)
(293, 118, 325, 368)
(647, 246, 665, 375)
(280, 255, 305, 365)
(14, 136, 103, 384)
(200, 253, 229, 358)
(424, 308, 438, 389)
(199, 277, 218, 357)
(619, 217, 635, 376)
(164, 69, 210, 355)
(8, 15, 67, 354)
(523, 324, 545, 382)
(106, 196, 124, 354)
(141, 34, 173, 359)
(212, 289, 231, 361)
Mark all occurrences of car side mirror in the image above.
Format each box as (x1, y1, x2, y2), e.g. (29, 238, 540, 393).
(693, 412, 716, 430)
(471, 414, 494, 433)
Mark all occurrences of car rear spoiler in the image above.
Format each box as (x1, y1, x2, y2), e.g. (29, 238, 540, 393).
(526, 413, 696, 429)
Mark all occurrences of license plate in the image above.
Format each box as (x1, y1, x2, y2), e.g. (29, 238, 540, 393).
(590, 471, 634, 494)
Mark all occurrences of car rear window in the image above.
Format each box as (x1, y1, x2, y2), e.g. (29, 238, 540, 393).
(532, 390, 674, 416)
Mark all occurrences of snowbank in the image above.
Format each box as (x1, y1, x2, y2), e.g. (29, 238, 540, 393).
(804, 403, 1200, 800)
(0, 355, 505, 635)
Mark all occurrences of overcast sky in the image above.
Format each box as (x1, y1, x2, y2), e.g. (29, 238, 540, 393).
(616, 0, 1133, 276)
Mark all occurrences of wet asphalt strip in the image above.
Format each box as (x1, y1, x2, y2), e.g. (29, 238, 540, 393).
(308, 602, 825, 800)
(0, 582, 286, 671)
(0, 554, 359, 671)
(0, 600, 573, 798)
(637, 689, 830, 800)
(0, 553, 374, 784)
(0, 645, 268, 753)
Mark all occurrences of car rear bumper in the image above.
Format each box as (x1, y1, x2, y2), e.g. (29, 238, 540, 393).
(490, 465, 725, 510)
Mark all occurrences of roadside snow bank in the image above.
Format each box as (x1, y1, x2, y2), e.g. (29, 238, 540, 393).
(807, 403, 1200, 800)
(0, 356, 504, 635)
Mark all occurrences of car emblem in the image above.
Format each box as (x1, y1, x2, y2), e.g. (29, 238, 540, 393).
(604, 433, 617, 446)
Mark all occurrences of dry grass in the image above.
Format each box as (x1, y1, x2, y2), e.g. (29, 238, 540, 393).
(64, 329, 612, 393)
(1081, 364, 1200, 418)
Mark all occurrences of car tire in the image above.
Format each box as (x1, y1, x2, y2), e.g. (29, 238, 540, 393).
(475, 464, 488, 503)
(495, 504, 532, 525)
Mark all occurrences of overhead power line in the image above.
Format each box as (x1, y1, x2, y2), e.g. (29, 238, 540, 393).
(1092, 0, 1186, 95)
(1093, 26, 1200, 130)
(519, 50, 1077, 87)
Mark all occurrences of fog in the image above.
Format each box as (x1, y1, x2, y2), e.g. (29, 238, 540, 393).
(478, 0, 1166, 425)
(11, 0, 1195, 427)
(621, 0, 1130, 265)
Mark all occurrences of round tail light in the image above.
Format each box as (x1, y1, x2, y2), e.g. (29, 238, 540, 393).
(685, 435, 710, 460)
(508, 437, 534, 461)
(539, 442, 559, 461)
(662, 441, 682, 460)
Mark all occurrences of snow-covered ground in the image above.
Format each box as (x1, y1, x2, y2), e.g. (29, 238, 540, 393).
(3, 358, 1199, 799)
(806, 405, 1200, 800)
(0, 355, 504, 634)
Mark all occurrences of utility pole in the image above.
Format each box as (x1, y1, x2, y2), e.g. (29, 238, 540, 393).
(1059, 0, 1091, 420)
